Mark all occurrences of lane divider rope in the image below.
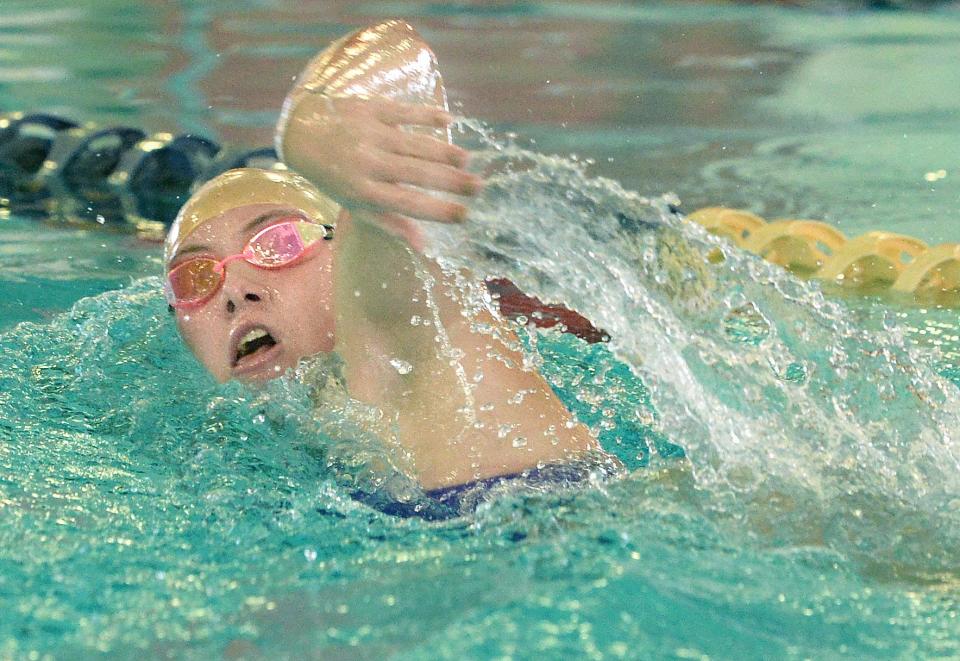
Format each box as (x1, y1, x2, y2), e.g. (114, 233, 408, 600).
(689, 206, 960, 306)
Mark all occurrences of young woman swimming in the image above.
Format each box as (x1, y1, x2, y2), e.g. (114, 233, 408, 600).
(165, 167, 616, 515)
(164, 21, 620, 516)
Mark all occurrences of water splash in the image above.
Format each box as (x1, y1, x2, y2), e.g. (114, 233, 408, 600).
(430, 120, 960, 578)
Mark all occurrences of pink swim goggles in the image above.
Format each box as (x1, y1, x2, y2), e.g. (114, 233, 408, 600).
(165, 216, 334, 310)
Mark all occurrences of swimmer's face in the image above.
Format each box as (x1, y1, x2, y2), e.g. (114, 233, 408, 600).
(170, 203, 336, 383)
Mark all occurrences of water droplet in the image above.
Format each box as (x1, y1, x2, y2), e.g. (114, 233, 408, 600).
(512, 437, 528, 448)
(389, 359, 413, 375)
(304, 548, 317, 562)
(782, 362, 807, 384)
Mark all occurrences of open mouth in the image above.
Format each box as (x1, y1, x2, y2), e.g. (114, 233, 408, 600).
(232, 327, 278, 367)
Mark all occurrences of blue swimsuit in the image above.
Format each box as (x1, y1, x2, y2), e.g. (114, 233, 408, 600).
(354, 455, 621, 521)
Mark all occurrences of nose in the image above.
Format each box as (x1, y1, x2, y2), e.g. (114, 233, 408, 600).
(225, 292, 260, 314)
(218, 262, 269, 315)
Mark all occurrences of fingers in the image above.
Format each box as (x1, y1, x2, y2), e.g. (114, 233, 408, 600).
(291, 96, 479, 223)
(384, 129, 468, 167)
(362, 181, 469, 224)
(374, 152, 482, 197)
(373, 98, 453, 129)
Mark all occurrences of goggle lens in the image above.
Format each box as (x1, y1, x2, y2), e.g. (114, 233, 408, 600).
(167, 257, 221, 305)
(248, 222, 306, 266)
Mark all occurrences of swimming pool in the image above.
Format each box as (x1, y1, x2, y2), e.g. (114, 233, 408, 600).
(3, 1, 960, 658)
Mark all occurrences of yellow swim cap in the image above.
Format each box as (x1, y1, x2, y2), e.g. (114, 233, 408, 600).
(164, 167, 340, 265)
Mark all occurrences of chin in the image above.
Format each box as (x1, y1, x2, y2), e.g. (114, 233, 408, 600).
(232, 360, 290, 383)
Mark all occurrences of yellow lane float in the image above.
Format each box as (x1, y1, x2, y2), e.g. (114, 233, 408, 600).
(688, 207, 960, 306)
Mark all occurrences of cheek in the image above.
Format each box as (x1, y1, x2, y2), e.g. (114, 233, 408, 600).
(283, 264, 336, 349)
(294, 280, 335, 330)
(176, 312, 225, 369)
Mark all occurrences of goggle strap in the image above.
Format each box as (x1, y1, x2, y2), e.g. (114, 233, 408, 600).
(294, 221, 334, 243)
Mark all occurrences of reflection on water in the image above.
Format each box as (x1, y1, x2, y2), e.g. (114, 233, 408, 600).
(0, 215, 158, 328)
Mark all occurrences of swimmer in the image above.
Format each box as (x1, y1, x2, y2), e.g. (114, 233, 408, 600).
(166, 168, 610, 508)
(165, 22, 617, 512)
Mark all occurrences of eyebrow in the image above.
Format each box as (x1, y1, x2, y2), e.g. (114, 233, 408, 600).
(173, 208, 299, 259)
(241, 208, 298, 233)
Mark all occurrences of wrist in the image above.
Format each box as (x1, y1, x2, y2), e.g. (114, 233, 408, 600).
(275, 92, 334, 166)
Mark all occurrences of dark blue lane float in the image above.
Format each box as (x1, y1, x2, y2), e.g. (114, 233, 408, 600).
(0, 111, 281, 232)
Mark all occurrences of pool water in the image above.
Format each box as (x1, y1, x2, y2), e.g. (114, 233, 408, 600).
(3, 1, 960, 658)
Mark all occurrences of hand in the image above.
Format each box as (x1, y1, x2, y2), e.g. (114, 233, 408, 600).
(280, 94, 482, 224)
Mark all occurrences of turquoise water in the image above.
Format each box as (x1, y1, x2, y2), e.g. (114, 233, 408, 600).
(3, 1, 960, 659)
